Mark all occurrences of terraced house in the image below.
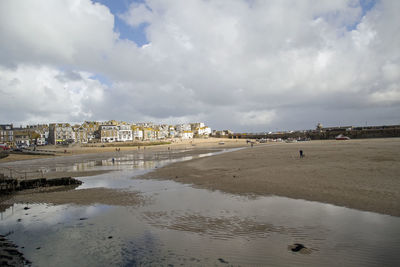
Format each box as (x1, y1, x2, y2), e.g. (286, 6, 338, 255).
(73, 125, 88, 144)
(49, 123, 75, 144)
(28, 124, 49, 146)
(100, 125, 119, 142)
(0, 124, 14, 146)
(12, 127, 33, 147)
(142, 127, 157, 141)
(131, 125, 143, 140)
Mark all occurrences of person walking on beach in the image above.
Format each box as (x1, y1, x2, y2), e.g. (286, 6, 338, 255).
(299, 150, 304, 158)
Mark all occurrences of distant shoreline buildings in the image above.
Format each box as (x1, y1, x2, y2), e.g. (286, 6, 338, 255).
(3, 120, 398, 148)
(0, 121, 212, 147)
(232, 123, 400, 140)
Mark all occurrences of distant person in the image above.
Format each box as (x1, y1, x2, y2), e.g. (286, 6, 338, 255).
(299, 150, 304, 158)
(251, 142, 254, 148)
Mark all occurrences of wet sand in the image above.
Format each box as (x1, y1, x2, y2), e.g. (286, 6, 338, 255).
(143, 138, 400, 217)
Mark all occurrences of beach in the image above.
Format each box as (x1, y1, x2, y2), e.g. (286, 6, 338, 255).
(0, 138, 246, 208)
(143, 138, 400, 216)
(1, 137, 399, 216)
(1, 137, 400, 265)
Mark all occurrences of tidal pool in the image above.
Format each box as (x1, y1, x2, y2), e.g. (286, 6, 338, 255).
(1, 150, 399, 266)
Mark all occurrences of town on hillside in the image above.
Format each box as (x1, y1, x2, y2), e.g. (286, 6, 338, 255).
(0, 121, 227, 148)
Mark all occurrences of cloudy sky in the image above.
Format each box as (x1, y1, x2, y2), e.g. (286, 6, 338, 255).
(0, 0, 399, 132)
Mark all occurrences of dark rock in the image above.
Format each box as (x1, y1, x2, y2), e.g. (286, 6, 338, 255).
(290, 243, 306, 252)
(3, 249, 20, 256)
(218, 258, 228, 264)
(0, 255, 13, 260)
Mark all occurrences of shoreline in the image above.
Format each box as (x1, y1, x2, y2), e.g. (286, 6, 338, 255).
(0, 138, 246, 163)
(142, 138, 400, 217)
(2, 138, 399, 216)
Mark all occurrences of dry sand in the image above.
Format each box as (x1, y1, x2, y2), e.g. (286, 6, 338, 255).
(142, 138, 400, 217)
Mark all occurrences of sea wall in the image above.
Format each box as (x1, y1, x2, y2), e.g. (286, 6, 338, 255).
(231, 127, 400, 140)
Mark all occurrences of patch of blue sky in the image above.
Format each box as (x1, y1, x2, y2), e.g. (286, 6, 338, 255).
(90, 73, 113, 87)
(360, 0, 377, 16)
(346, 0, 377, 30)
(312, 0, 378, 32)
(93, 0, 150, 47)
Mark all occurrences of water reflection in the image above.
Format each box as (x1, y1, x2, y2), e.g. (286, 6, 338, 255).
(22, 149, 225, 174)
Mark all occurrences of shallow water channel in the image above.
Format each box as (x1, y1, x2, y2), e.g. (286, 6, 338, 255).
(1, 149, 400, 266)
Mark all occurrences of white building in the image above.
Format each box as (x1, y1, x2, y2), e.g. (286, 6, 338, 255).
(179, 131, 194, 139)
(132, 127, 143, 140)
(175, 123, 191, 133)
(198, 126, 212, 136)
(190, 123, 211, 137)
(118, 125, 133, 142)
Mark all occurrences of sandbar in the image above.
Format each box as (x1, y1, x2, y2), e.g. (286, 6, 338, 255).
(142, 138, 400, 216)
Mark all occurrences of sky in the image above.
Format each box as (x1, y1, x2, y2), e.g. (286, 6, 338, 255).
(0, 0, 399, 132)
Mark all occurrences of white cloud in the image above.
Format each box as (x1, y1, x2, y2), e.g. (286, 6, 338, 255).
(0, 0, 399, 131)
(119, 3, 154, 27)
(0, 0, 116, 67)
(0, 65, 106, 124)
(237, 110, 276, 126)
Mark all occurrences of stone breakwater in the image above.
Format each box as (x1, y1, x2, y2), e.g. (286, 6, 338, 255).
(0, 175, 82, 194)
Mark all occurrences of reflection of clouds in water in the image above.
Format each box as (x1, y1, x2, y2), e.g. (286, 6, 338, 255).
(0, 149, 230, 176)
(0, 204, 110, 229)
(1, 188, 400, 266)
(77, 171, 147, 189)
